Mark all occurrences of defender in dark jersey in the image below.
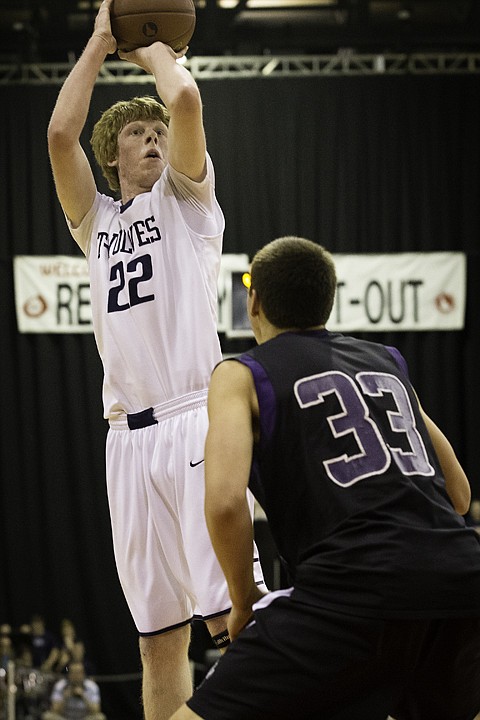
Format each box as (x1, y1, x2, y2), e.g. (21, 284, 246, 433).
(171, 236, 480, 720)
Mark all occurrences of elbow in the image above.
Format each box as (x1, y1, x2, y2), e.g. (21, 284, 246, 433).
(449, 483, 471, 516)
(169, 83, 202, 117)
(205, 492, 245, 530)
(47, 119, 74, 153)
(455, 492, 471, 517)
(205, 499, 238, 525)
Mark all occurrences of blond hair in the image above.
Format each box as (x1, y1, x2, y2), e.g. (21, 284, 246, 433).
(90, 96, 170, 191)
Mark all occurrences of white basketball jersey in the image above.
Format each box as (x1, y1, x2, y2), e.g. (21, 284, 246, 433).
(69, 155, 224, 419)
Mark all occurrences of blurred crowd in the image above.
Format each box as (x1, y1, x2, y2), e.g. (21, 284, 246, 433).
(0, 615, 104, 720)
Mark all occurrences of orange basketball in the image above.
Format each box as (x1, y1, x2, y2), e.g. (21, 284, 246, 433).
(111, 0, 196, 52)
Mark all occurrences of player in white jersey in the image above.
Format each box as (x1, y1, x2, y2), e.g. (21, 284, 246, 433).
(47, 2, 265, 719)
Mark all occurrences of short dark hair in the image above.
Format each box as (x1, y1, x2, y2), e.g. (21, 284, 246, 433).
(250, 236, 337, 329)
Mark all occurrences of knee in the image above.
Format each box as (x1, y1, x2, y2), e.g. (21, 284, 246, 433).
(139, 625, 191, 668)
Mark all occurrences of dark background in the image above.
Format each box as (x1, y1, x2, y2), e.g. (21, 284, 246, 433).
(1, 2, 480, 719)
(1, 0, 480, 62)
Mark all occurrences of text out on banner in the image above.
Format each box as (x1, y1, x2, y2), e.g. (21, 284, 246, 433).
(223, 252, 466, 338)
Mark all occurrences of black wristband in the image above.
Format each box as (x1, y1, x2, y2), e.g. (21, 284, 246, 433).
(211, 630, 230, 649)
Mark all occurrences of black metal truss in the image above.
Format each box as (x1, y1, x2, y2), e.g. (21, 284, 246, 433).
(2, 51, 480, 85)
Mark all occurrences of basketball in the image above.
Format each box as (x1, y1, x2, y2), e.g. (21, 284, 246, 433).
(111, 0, 196, 52)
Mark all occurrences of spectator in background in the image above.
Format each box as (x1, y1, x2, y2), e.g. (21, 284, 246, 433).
(0, 625, 14, 671)
(42, 661, 105, 720)
(53, 620, 86, 675)
(0, 625, 12, 640)
(0, 626, 15, 717)
(19, 614, 60, 672)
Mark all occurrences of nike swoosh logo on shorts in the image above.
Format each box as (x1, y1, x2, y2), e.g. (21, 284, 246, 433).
(189, 459, 205, 468)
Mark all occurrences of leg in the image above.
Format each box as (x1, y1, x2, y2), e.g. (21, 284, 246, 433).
(205, 614, 230, 654)
(185, 600, 408, 720)
(140, 624, 192, 720)
(392, 618, 480, 720)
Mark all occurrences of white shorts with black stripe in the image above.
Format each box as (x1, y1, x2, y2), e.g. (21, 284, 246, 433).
(106, 389, 265, 635)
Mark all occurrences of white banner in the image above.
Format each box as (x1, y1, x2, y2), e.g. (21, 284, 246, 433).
(14, 252, 466, 334)
(329, 252, 466, 332)
(14, 255, 92, 333)
(224, 251, 466, 337)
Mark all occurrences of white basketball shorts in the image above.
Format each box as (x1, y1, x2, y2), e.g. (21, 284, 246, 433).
(106, 389, 265, 635)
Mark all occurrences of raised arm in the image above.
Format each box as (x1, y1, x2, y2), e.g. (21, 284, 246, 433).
(47, 0, 117, 228)
(117, 43, 206, 181)
(205, 360, 265, 640)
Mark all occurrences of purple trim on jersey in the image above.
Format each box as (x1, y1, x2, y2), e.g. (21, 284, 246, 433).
(237, 355, 276, 442)
(385, 345, 409, 378)
(289, 329, 329, 339)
